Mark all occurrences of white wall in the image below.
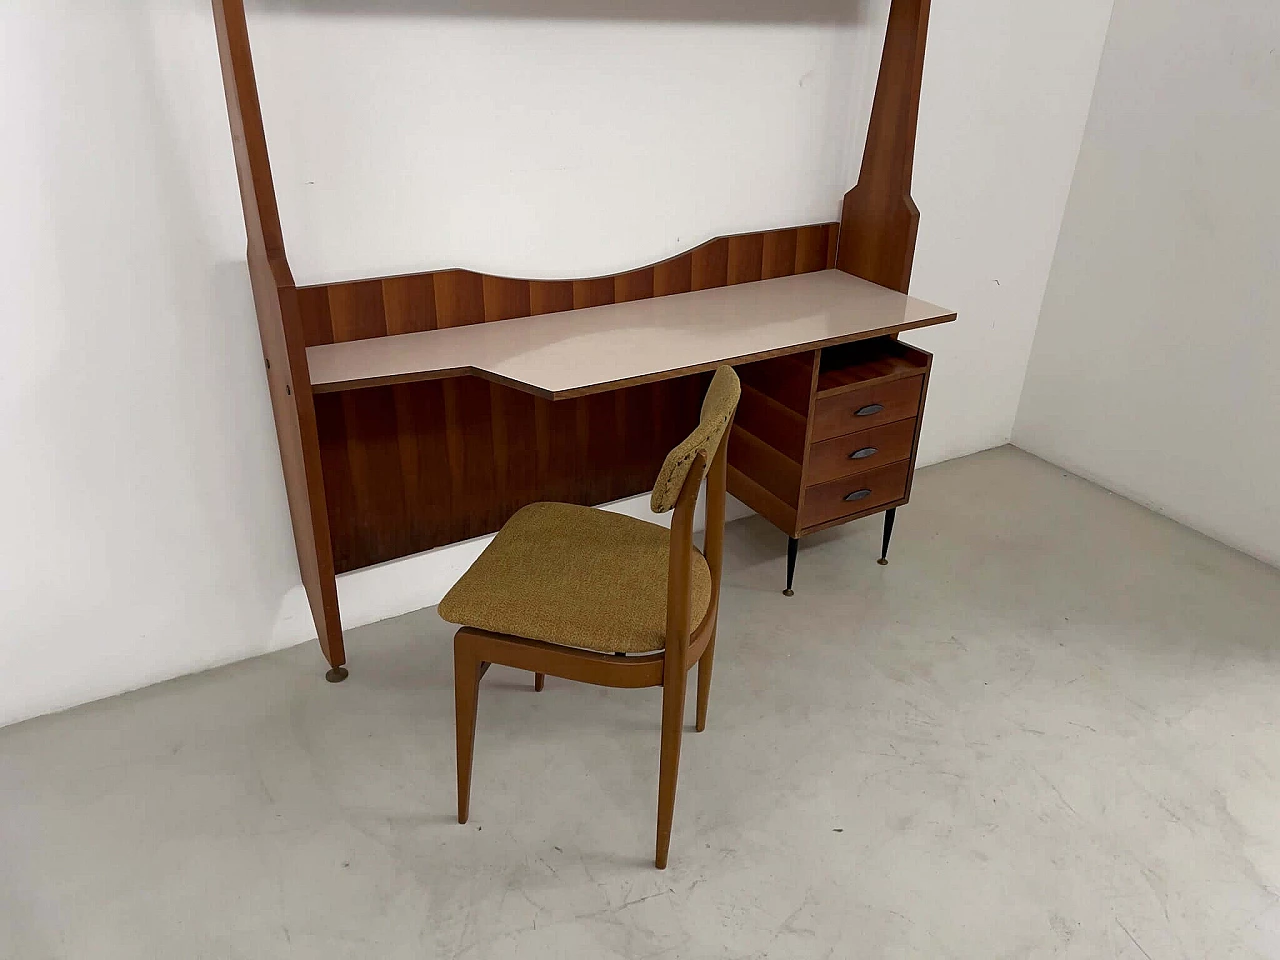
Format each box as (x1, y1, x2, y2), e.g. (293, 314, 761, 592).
(0, 3, 304, 730)
(1015, 0, 1280, 568)
(1, 0, 1112, 727)
(888, 0, 1114, 466)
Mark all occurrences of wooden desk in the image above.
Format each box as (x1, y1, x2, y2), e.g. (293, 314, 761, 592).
(307, 270, 954, 399)
(212, 0, 945, 680)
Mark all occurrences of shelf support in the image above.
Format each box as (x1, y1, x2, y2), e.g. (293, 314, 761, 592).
(837, 0, 933, 294)
(212, 0, 347, 678)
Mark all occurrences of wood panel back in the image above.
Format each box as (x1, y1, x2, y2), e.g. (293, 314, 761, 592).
(318, 374, 708, 573)
(816, 339, 930, 397)
(297, 225, 838, 347)
(735, 352, 816, 416)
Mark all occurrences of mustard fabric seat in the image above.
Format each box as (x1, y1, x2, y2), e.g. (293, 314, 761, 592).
(438, 501, 712, 654)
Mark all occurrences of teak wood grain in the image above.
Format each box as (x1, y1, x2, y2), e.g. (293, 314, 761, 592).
(728, 425, 803, 507)
(212, 0, 345, 676)
(298, 226, 837, 350)
(837, 0, 932, 293)
(725, 337, 933, 541)
(811, 375, 924, 443)
(806, 418, 918, 486)
(316, 374, 710, 572)
(798, 459, 911, 529)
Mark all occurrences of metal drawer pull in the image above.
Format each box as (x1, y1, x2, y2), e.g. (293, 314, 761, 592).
(849, 446, 878, 460)
(855, 403, 884, 417)
(843, 489, 873, 502)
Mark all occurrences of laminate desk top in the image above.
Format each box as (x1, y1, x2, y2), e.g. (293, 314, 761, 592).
(306, 269, 956, 400)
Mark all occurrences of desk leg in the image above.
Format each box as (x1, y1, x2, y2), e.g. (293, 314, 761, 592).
(878, 508, 897, 565)
(783, 537, 799, 597)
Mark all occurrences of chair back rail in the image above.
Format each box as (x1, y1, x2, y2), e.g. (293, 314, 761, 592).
(662, 365, 739, 670)
(701, 411, 733, 628)
(664, 450, 708, 676)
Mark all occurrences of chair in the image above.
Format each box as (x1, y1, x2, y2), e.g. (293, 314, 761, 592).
(437, 365, 741, 869)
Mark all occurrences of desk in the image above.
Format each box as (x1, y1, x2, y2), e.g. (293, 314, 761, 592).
(307, 270, 954, 399)
(212, 0, 946, 680)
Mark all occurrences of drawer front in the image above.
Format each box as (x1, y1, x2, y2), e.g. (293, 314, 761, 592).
(799, 460, 910, 530)
(807, 418, 918, 486)
(812, 375, 923, 442)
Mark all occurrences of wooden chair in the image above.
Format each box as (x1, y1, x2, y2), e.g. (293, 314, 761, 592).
(437, 366, 741, 869)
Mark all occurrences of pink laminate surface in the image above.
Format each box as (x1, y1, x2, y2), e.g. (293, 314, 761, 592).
(306, 269, 956, 399)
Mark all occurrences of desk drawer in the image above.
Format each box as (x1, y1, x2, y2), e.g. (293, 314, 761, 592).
(812, 375, 923, 442)
(799, 460, 910, 530)
(807, 419, 917, 486)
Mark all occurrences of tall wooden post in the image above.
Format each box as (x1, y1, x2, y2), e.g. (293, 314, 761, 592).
(837, 0, 932, 294)
(212, 0, 348, 680)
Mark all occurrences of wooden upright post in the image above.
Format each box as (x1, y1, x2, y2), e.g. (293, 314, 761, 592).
(212, 0, 348, 680)
(837, 0, 933, 293)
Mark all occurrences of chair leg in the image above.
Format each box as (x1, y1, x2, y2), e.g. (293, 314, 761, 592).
(534, 672, 545, 692)
(454, 637, 483, 825)
(655, 668, 688, 869)
(695, 630, 716, 733)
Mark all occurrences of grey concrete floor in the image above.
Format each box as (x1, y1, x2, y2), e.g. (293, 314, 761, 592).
(4, 447, 1280, 959)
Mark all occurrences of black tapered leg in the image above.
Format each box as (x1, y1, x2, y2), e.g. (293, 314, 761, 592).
(783, 537, 799, 597)
(878, 508, 897, 565)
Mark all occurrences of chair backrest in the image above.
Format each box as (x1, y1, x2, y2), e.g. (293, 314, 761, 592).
(652, 366, 741, 658)
(650, 366, 741, 514)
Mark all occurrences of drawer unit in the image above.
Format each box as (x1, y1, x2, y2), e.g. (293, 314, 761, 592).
(798, 460, 911, 531)
(725, 335, 934, 592)
(812, 375, 924, 442)
(806, 418, 918, 486)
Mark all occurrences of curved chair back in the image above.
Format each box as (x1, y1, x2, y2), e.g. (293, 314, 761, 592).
(655, 366, 741, 657)
(651, 366, 742, 513)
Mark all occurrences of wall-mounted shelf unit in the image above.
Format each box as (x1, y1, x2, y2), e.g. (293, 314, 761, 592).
(211, 0, 953, 680)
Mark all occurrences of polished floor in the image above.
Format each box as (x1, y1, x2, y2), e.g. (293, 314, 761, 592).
(4, 447, 1280, 959)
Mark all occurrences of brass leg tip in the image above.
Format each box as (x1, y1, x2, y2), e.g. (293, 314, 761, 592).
(877, 558, 889, 566)
(325, 666, 349, 683)
(782, 588, 794, 597)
